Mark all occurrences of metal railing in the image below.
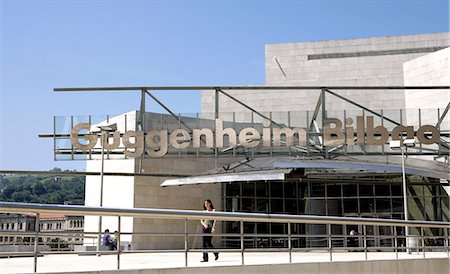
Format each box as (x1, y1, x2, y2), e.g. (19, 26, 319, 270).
(0, 201, 449, 272)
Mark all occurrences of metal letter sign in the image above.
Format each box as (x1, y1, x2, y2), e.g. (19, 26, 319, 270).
(70, 117, 440, 158)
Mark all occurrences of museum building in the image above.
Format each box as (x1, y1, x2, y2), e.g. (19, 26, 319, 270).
(52, 32, 449, 250)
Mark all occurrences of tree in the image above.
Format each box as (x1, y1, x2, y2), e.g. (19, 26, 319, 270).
(33, 182, 47, 195)
(0, 169, 85, 204)
(12, 191, 31, 202)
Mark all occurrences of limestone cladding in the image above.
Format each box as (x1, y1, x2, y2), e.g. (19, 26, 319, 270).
(403, 47, 450, 128)
(132, 158, 221, 250)
(201, 32, 449, 117)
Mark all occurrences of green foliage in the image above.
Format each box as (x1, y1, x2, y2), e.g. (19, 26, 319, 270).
(0, 169, 85, 204)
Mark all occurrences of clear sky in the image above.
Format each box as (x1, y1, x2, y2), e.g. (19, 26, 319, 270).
(0, 0, 449, 171)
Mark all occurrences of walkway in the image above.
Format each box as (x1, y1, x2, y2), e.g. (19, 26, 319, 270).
(1, 251, 448, 273)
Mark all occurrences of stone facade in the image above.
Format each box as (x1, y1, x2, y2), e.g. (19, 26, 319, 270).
(0, 213, 84, 249)
(201, 32, 449, 116)
(403, 47, 450, 126)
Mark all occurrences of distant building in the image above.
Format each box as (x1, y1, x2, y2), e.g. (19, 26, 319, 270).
(0, 213, 84, 249)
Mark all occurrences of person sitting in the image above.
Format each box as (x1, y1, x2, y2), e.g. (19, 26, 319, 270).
(112, 231, 119, 250)
(102, 229, 117, 250)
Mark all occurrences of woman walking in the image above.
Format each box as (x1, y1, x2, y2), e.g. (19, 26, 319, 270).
(200, 199, 219, 262)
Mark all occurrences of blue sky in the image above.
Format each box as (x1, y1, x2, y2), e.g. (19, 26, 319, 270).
(0, 0, 449, 171)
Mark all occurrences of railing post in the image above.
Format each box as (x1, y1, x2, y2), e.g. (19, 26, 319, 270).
(240, 220, 244, 265)
(421, 227, 425, 258)
(363, 225, 367, 261)
(288, 222, 292, 263)
(184, 218, 188, 267)
(447, 228, 449, 258)
(394, 226, 398, 259)
(328, 224, 332, 262)
(33, 213, 40, 273)
(117, 216, 121, 270)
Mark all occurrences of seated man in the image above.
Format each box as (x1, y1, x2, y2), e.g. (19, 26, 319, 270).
(102, 229, 117, 250)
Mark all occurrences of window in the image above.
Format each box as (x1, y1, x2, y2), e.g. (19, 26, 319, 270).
(327, 184, 341, 197)
(375, 184, 390, 196)
(343, 199, 358, 214)
(310, 183, 325, 197)
(343, 184, 357, 197)
(255, 182, 269, 196)
(270, 181, 283, 198)
(284, 181, 296, 198)
(226, 182, 239, 196)
(359, 184, 374, 197)
(242, 182, 254, 197)
(360, 198, 375, 213)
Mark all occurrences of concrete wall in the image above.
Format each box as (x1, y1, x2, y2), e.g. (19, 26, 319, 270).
(201, 32, 449, 116)
(68, 258, 450, 274)
(132, 158, 221, 250)
(84, 111, 138, 244)
(83, 111, 226, 250)
(84, 159, 136, 244)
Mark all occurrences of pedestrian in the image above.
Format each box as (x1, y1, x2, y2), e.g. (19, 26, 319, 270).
(349, 229, 358, 250)
(200, 199, 219, 262)
(102, 229, 117, 250)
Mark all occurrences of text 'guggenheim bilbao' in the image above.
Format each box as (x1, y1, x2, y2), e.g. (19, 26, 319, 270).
(70, 116, 439, 158)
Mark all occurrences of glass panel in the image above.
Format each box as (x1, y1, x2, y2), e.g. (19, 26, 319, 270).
(408, 197, 424, 220)
(242, 198, 255, 212)
(343, 184, 357, 197)
(298, 199, 306, 214)
(359, 184, 374, 197)
(270, 223, 287, 234)
(391, 183, 402, 196)
(412, 184, 424, 197)
(310, 183, 325, 197)
(360, 198, 375, 213)
(256, 222, 269, 234)
(327, 199, 342, 216)
(392, 198, 403, 213)
(284, 199, 297, 214)
(327, 184, 341, 197)
(244, 222, 256, 233)
(271, 199, 284, 213)
(270, 181, 283, 198)
(255, 182, 269, 197)
(284, 181, 296, 198)
(242, 182, 254, 197)
(225, 198, 233, 212)
(376, 198, 391, 213)
(226, 182, 239, 197)
(298, 182, 308, 198)
(55, 116, 72, 134)
(256, 199, 269, 213)
(375, 184, 390, 196)
(343, 199, 358, 214)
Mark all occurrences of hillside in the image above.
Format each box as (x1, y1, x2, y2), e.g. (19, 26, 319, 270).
(0, 168, 85, 205)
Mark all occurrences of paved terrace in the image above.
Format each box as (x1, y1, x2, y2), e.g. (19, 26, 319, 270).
(1, 251, 449, 274)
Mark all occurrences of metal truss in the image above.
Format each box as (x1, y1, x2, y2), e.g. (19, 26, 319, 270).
(51, 85, 450, 161)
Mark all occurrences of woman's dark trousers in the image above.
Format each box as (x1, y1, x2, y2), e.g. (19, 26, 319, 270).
(202, 227, 218, 261)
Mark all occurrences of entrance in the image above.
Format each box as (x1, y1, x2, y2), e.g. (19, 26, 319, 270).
(344, 213, 395, 249)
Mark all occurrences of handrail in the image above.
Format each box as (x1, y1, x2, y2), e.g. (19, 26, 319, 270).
(0, 201, 449, 273)
(53, 86, 450, 91)
(1, 202, 449, 228)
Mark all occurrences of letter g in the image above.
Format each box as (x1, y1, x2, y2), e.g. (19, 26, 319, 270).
(70, 123, 98, 150)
